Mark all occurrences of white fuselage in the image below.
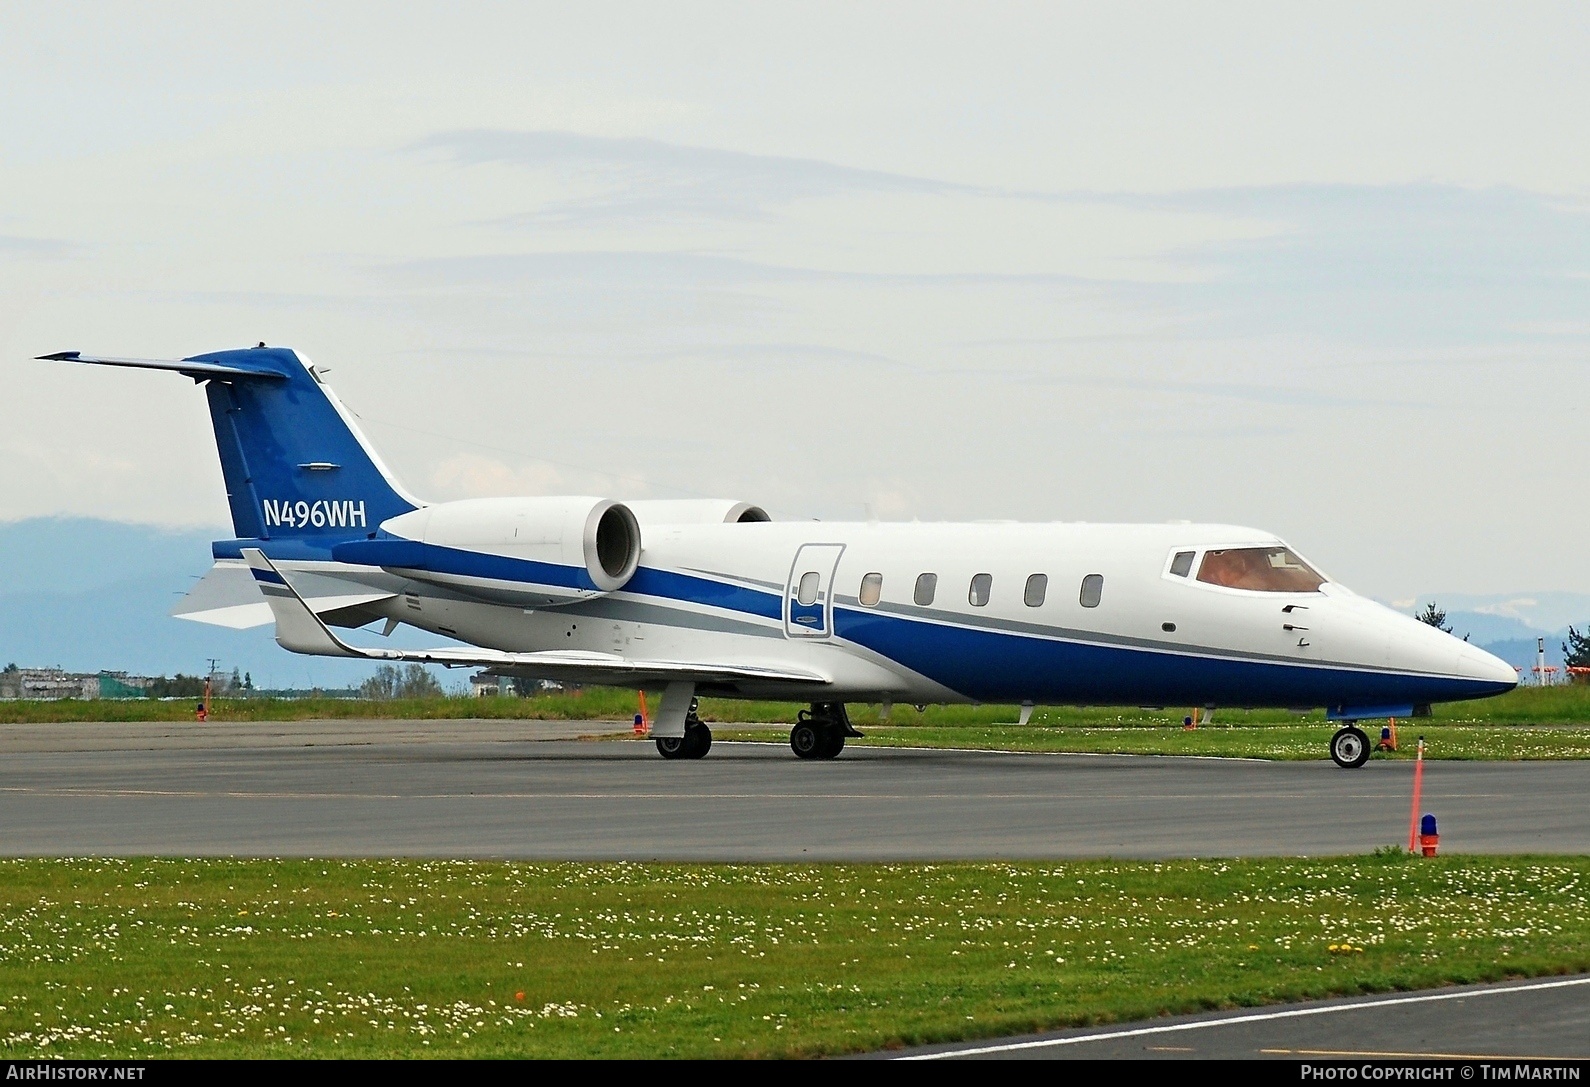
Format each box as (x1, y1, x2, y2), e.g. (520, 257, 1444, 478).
(248, 511, 1517, 711)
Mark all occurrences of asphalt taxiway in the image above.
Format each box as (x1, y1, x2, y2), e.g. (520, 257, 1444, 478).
(0, 720, 1586, 858)
(882, 974, 1590, 1060)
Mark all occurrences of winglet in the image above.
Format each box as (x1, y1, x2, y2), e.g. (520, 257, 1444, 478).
(241, 548, 365, 658)
(35, 351, 288, 381)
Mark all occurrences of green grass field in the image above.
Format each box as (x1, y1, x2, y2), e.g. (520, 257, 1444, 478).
(4, 683, 1590, 726)
(6, 686, 1590, 760)
(0, 856, 1585, 1059)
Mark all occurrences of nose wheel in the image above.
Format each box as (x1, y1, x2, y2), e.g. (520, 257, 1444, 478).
(1329, 725, 1371, 769)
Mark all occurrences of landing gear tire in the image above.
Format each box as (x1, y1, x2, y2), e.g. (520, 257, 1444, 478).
(683, 723, 712, 759)
(790, 721, 826, 759)
(791, 703, 856, 760)
(657, 698, 712, 760)
(1330, 726, 1371, 769)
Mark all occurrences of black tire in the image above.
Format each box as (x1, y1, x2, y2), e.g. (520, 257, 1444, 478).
(791, 722, 824, 759)
(655, 735, 687, 760)
(1330, 726, 1371, 769)
(684, 724, 712, 759)
(820, 729, 845, 758)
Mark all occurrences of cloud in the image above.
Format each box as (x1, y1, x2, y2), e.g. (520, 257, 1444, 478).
(380, 249, 813, 288)
(391, 138, 1590, 350)
(411, 128, 981, 226)
(1473, 597, 1541, 620)
(0, 235, 77, 259)
(1106, 184, 1590, 343)
(427, 452, 565, 500)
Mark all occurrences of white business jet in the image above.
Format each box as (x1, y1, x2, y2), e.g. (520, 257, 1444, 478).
(34, 347, 1517, 768)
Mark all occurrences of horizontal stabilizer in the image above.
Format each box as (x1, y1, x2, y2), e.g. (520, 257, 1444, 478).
(171, 561, 271, 629)
(37, 351, 288, 381)
(173, 559, 397, 629)
(241, 548, 829, 687)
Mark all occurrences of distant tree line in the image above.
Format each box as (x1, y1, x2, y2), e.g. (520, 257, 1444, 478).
(1565, 627, 1590, 672)
(1414, 602, 1469, 642)
(359, 664, 443, 700)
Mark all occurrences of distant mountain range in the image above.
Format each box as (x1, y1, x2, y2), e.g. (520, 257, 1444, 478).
(0, 518, 454, 691)
(0, 518, 1585, 689)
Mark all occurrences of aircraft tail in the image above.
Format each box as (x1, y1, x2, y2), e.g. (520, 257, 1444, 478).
(37, 347, 420, 540)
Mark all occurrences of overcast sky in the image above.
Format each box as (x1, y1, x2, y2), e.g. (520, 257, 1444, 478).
(2, 2, 1587, 601)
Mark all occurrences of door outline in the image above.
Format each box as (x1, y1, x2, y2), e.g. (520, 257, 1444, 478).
(784, 543, 846, 639)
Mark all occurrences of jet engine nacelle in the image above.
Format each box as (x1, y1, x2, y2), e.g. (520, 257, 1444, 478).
(625, 499, 771, 527)
(344, 496, 642, 606)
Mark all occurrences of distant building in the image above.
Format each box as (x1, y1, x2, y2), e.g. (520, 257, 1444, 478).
(467, 674, 563, 697)
(97, 671, 154, 698)
(0, 667, 158, 700)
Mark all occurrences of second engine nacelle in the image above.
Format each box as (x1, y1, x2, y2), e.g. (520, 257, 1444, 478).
(340, 496, 642, 606)
(624, 499, 771, 527)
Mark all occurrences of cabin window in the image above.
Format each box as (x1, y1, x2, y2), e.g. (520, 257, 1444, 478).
(968, 573, 992, 607)
(1196, 547, 1325, 593)
(797, 571, 821, 606)
(859, 572, 883, 607)
(1169, 551, 1195, 577)
(1079, 573, 1104, 608)
(1024, 573, 1048, 607)
(914, 573, 938, 606)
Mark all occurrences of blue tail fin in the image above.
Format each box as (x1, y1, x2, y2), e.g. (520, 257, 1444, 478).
(38, 346, 420, 540)
(193, 347, 418, 540)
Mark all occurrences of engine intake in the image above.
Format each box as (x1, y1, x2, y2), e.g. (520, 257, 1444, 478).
(367, 496, 642, 605)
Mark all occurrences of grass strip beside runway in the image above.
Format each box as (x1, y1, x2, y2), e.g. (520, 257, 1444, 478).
(714, 723, 1590, 761)
(4, 684, 1590, 729)
(1, 856, 1587, 1059)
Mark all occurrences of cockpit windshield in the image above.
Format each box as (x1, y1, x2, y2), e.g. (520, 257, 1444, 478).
(1196, 547, 1326, 593)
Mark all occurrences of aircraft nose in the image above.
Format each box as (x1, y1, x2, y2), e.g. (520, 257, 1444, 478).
(1457, 643, 1519, 690)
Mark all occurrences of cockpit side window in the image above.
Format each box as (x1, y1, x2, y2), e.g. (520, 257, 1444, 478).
(1196, 547, 1325, 593)
(1168, 551, 1195, 577)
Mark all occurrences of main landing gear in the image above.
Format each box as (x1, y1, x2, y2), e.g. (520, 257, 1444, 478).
(656, 699, 712, 760)
(1329, 725, 1371, 769)
(790, 702, 864, 760)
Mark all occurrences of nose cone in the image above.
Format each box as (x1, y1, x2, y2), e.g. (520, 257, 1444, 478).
(1457, 642, 1520, 692)
(1367, 597, 1519, 701)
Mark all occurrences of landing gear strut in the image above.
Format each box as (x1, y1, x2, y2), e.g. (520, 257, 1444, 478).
(790, 702, 863, 760)
(1329, 725, 1370, 769)
(656, 699, 712, 760)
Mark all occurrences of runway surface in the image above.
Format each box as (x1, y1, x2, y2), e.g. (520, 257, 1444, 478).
(1, 720, 1587, 858)
(883, 974, 1590, 1060)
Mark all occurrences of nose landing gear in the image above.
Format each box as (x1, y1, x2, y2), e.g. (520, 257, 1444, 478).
(1329, 725, 1371, 769)
(790, 702, 863, 760)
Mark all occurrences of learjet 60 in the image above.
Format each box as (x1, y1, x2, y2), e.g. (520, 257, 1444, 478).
(34, 346, 1518, 767)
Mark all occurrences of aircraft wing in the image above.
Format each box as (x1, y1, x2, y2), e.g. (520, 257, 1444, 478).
(241, 548, 829, 687)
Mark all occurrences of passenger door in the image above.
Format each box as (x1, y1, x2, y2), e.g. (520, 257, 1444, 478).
(784, 544, 845, 639)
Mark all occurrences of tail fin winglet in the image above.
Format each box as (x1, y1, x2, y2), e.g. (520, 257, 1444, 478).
(36, 351, 287, 381)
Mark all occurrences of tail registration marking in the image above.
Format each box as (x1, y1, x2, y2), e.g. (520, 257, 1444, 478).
(262, 499, 367, 530)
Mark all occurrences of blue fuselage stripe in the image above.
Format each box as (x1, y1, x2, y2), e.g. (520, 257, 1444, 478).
(833, 606, 1502, 707)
